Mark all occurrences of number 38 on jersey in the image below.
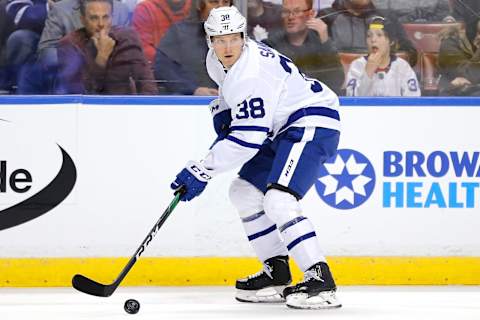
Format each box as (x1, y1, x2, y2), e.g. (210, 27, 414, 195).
(236, 97, 266, 119)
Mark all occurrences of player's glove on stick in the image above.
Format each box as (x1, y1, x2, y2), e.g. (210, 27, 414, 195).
(171, 161, 213, 201)
(209, 98, 232, 141)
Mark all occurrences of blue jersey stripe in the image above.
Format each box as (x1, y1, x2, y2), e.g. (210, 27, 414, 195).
(247, 225, 277, 241)
(287, 232, 317, 250)
(280, 107, 340, 132)
(241, 211, 265, 223)
(230, 126, 270, 132)
(279, 216, 306, 232)
(226, 136, 263, 149)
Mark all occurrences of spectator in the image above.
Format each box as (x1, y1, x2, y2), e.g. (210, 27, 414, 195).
(0, 0, 15, 92)
(438, 19, 480, 96)
(346, 16, 421, 96)
(132, 0, 192, 65)
(247, 0, 282, 41)
(38, 0, 129, 54)
(154, 0, 232, 95)
(318, 0, 418, 66)
(374, 0, 453, 23)
(17, 0, 130, 94)
(5, 0, 49, 92)
(38, 0, 129, 60)
(264, 0, 344, 94)
(452, 0, 480, 43)
(55, 0, 158, 94)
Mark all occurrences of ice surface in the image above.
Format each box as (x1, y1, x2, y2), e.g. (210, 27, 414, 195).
(0, 286, 479, 320)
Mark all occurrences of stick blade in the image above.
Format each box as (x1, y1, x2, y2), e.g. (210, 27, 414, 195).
(72, 274, 112, 297)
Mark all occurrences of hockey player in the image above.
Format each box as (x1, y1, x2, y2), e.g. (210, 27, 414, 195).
(170, 6, 341, 309)
(346, 16, 421, 97)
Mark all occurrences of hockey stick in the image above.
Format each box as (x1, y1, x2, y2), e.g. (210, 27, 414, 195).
(72, 189, 184, 297)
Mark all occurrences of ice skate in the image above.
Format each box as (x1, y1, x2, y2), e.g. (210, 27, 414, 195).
(283, 262, 341, 309)
(235, 255, 291, 303)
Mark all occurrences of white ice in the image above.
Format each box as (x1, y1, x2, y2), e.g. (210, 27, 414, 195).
(1, 286, 479, 320)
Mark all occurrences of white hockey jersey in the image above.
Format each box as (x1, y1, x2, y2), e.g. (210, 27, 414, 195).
(201, 38, 341, 175)
(346, 55, 421, 97)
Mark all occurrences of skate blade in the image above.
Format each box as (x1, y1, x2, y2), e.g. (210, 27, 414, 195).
(286, 291, 342, 310)
(235, 286, 286, 303)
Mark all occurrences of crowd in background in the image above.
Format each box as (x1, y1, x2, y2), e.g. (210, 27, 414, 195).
(0, 0, 479, 96)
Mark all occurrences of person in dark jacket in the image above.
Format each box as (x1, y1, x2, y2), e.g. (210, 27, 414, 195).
(0, 0, 14, 92)
(5, 0, 48, 92)
(264, 0, 344, 94)
(16, 0, 130, 94)
(154, 0, 232, 95)
(438, 20, 480, 96)
(247, 0, 282, 41)
(318, 0, 418, 66)
(37, 0, 129, 67)
(452, 0, 480, 44)
(55, 0, 158, 94)
(374, 0, 452, 23)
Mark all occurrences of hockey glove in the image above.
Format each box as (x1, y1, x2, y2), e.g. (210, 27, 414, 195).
(209, 98, 232, 140)
(170, 161, 213, 201)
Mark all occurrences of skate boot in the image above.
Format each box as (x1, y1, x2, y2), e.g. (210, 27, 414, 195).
(235, 255, 292, 303)
(283, 262, 341, 309)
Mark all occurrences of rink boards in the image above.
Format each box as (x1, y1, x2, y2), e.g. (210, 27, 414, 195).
(0, 96, 479, 286)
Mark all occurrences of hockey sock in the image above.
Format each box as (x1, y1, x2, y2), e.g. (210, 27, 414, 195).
(241, 210, 288, 262)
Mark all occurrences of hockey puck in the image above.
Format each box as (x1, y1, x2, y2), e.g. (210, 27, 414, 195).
(124, 299, 140, 314)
